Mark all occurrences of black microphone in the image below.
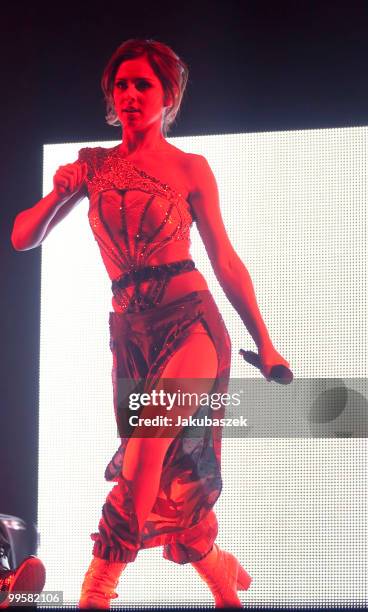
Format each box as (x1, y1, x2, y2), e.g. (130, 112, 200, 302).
(239, 349, 293, 385)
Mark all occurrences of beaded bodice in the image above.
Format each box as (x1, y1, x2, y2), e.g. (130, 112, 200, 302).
(78, 146, 195, 283)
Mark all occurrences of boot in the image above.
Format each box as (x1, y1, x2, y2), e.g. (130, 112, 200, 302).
(191, 544, 252, 609)
(0, 548, 46, 610)
(78, 556, 127, 609)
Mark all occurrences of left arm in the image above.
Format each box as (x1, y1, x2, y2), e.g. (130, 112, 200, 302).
(187, 154, 289, 375)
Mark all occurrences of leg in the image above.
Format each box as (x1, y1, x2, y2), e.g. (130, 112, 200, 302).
(122, 329, 219, 532)
(79, 330, 218, 609)
(191, 544, 253, 609)
(162, 508, 219, 564)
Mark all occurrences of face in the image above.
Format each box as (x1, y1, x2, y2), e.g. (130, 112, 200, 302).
(112, 56, 169, 131)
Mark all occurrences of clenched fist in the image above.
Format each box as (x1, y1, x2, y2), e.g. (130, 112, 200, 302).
(53, 160, 88, 199)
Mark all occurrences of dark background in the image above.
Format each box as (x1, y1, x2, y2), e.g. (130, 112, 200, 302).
(1, 0, 367, 544)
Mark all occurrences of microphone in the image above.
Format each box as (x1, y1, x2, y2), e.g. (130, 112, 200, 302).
(239, 349, 293, 385)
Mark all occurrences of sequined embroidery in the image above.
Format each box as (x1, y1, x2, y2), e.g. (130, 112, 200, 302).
(78, 146, 196, 313)
(79, 146, 194, 219)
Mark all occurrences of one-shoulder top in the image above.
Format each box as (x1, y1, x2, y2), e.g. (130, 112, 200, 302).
(78, 146, 196, 284)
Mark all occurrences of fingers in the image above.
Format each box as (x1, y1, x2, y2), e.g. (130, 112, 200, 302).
(53, 161, 87, 197)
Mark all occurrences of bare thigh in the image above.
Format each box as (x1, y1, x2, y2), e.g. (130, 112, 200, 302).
(123, 327, 218, 463)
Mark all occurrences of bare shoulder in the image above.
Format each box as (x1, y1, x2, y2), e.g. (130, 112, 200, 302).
(160, 144, 209, 187)
(174, 149, 211, 189)
(164, 143, 204, 165)
(185, 154, 217, 197)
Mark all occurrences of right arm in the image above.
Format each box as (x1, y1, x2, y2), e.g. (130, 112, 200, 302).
(11, 160, 87, 251)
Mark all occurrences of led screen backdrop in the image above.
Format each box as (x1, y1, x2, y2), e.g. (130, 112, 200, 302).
(39, 129, 367, 608)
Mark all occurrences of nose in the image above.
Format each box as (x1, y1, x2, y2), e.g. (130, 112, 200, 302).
(124, 82, 137, 102)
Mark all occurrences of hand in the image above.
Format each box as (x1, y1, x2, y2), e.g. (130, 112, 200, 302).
(53, 160, 87, 199)
(239, 346, 293, 384)
(258, 344, 291, 381)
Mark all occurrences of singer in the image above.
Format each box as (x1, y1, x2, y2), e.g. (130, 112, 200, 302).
(11, 38, 289, 609)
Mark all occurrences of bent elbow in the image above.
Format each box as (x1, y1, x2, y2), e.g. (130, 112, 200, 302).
(211, 256, 232, 284)
(11, 217, 25, 250)
(11, 231, 38, 251)
(11, 231, 23, 251)
(214, 252, 244, 285)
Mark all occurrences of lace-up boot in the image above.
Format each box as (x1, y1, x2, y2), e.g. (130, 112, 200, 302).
(78, 556, 127, 609)
(191, 543, 252, 608)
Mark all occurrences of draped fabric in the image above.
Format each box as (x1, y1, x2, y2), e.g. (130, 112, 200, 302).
(92, 290, 232, 564)
(78, 147, 232, 563)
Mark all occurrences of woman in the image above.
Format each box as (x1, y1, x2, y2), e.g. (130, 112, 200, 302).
(11, 39, 290, 609)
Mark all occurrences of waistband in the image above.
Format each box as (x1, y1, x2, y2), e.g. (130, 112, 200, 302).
(111, 259, 196, 293)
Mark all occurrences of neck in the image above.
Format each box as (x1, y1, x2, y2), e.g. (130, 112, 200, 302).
(119, 123, 167, 156)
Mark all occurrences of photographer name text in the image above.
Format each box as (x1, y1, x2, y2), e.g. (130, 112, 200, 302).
(129, 415, 248, 427)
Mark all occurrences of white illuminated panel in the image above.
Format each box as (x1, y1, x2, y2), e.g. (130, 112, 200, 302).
(38, 129, 367, 607)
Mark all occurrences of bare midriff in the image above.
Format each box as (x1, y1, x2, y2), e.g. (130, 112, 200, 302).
(111, 257, 210, 333)
(112, 266, 209, 310)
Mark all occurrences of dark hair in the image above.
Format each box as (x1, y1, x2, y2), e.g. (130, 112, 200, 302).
(101, 39, 189, 136)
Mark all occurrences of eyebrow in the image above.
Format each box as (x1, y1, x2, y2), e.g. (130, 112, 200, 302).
(114, 76, 154, 82)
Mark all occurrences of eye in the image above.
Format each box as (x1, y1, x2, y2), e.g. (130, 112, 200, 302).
(114, 80, 127, 90)
(135, 80, 151, 91)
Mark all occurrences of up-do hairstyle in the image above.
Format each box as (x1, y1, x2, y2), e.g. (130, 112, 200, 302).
(101, 38, 189, 136)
